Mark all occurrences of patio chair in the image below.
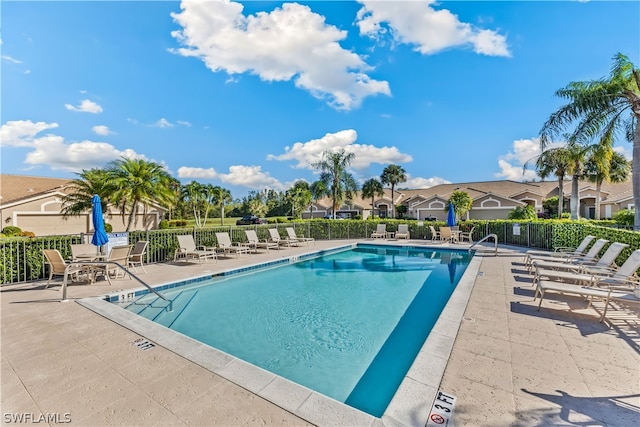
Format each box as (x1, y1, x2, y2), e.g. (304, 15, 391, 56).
(70, 243, 99, 261)
(286, 227, 314, 246)
(268, 228, 293, 248)
(244, 229, 279, 252)
(439, 226, 458, 244)
(395, 224, 410, 240)
(215, 232, 250, 257)
(429, 225, 441, 242)
(371, 224, 387, 239)
(534, 249, 640, 322)
(128, 240, 148, 273)
(458, 226, 475, 243)
(93, 245, 132, 285)
(174, 235, 217, 263)
(42, 249, 88, 288)
(531, 242, 628, 280)
(534, 247, 640, 289)
(523, 235, 595, 265)
(526, 238, 609, 272)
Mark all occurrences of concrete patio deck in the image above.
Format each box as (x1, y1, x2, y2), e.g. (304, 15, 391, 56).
(1, 239, 638, 426)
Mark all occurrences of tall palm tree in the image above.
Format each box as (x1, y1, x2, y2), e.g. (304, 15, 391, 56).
(107, 158, 176, 231)
(526, 146, 573, 218)
(312, 149, 358, 218)
(380, 164, 407, 219)
(309, 180, 328, 218)
(361, 178, 385, 218)
(584, 149, 631, 219)
(565, 141, 591, 220)
(211, 186, 232, 225)
(61, 168, 112, 217)
(539, 53, 639, 228)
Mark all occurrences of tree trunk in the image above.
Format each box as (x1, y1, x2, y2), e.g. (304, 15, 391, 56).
(634, 121, 640, 230)
(570, 175, 580, 220)
(220, 203, 225, 226)
(557, 178, 564, 218)
(594, 179, 603, 220)
(390, 185, 395, 219)
(126, 201, 138, 232)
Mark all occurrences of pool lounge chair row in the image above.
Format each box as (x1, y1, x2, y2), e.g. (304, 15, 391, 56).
(370, 224, 411, 239)
(174, 228, 315, 263)
(524, 238, 640, 322)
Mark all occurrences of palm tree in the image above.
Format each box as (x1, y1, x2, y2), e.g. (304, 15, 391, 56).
(107, 158, 176, 231)
(584, 149, 631, 219)
(564, 141, 591, 220)
(361, 178, 385, 218)
(380, 164, 406, 218)
(539, 53, 639, 228)
(309, 180, 328, 218)
(312, 149, 358, 218)
(526, 147, 573, 218)
(61, 168, 112, 217)
(286, 181, 312, 219)
(211, 186, 232, 225)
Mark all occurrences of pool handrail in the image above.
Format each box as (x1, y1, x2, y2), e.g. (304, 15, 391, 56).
(469, 234, 498, 256)
(61, 261, 172, 310)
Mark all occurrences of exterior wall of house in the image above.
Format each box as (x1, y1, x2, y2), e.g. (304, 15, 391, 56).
(1, 194, 163, 236)
(468, 208, 514, 220)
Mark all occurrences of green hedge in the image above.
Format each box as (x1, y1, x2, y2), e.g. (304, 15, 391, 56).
(2, 220, 639, 285)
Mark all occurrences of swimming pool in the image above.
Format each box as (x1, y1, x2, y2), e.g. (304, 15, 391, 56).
(117, 244, 471, 418)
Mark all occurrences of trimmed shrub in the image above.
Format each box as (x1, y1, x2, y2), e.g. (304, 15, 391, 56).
(1, 226, 22, 236)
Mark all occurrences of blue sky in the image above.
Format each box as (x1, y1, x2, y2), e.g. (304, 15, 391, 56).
(2, 0, 639, 199)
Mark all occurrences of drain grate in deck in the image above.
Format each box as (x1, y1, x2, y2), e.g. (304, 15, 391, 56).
(132, 338, 155, 351)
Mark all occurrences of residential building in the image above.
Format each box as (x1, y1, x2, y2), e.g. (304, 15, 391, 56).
(0, 174, 166, 236)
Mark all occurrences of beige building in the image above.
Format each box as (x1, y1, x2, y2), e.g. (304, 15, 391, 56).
(303, 179, 634, 221)
(0, 174, 166, 236)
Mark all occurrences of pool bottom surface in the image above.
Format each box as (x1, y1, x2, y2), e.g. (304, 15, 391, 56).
(125, 245, 470, 417)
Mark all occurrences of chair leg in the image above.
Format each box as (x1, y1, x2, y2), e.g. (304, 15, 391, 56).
(45, 270, 53, 289)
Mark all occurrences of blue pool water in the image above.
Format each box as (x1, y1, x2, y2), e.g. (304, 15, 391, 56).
(123, 244, 471, 417)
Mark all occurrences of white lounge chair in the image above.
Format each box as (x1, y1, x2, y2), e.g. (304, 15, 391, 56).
(534, 248, 640, 321)
(215, 232, 250, 257)
(371, 224, 387, 239)
(532, 242, 628, 279)
(245, 229, 279, 252)
(396, 224, 410, 240)
(526, 238, 609, 272)
(524, 235, 595, 265)
(286, 227, 314, 246)
(174, 235, 217, 263)
(268, 228, 291, 248)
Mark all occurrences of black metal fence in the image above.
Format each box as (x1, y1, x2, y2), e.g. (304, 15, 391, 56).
(2, 220, 637, 285)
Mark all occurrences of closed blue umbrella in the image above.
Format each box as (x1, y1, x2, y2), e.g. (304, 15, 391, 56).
(91, 195, 109, 248)
(447, 202, 456, 227)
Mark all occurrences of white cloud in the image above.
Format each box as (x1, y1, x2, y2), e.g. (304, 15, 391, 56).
(614, 145, 632, 160)
(92, 125, 112, 136)
(170, 0, 390, 110)
(404, 175, 450, 189)
(177, 166, 218, 179)
(176, 120, 192, 127)
(495, 138, 542, 181)
(0, 120, 59, 147)
(218, 165, 285, 191)
(2, 55, 22, 64)
(267, 129, 412, 170)
(356, 0, 510, 57)
(1, 119, 145, 172)
(64, 99, 103, 113)
(153, 118, 174, 128)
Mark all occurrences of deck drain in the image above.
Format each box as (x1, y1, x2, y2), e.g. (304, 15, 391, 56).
(463, 316, 476, 322)
(132, 338, 155, 351)
(477, 271, 485, 276)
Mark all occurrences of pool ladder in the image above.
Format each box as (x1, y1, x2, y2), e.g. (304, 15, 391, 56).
(468, 234, 498, 256)
(60, 261, 172, 311)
